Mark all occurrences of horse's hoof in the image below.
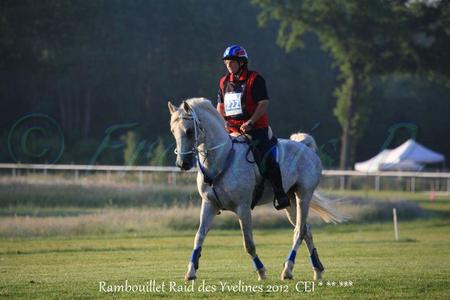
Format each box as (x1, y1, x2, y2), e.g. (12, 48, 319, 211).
(257, 267, 267, 281)
(281, 261, 294, 280)
(185, 275, 196, 281)
(313, 268, 323, 280)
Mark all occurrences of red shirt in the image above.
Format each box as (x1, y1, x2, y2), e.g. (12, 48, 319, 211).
(218, 69, 269, 133)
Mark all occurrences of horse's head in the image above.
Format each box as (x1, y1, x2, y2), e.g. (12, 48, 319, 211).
(168, 101, 200, 170)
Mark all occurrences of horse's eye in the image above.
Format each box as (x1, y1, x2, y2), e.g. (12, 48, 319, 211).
(186, 128, 193, 137)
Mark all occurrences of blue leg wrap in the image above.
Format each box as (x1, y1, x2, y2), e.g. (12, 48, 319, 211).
(309, 248, 324, 271)
(190, 247, 202, 270)
(252, 256, 264, 270)
(271, 146, 278, 162)
(287, 249, 297, 263)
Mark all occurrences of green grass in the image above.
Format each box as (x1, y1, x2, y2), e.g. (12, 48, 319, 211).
(322, 189, 450, 219)
(1, 193, 446, 238)
(1, 179, 449, 298)
(0, 176, 198, 208)
(0, 219, 449, 299)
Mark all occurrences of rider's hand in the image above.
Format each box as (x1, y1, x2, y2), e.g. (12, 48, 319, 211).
(240, 120, 253, 133)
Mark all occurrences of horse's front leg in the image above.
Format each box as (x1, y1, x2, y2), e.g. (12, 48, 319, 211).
(185, 200, 219, 281)
(236, 205, 266, 280)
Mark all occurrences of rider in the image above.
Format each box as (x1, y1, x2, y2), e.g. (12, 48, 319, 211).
(216, 45, 290, 210)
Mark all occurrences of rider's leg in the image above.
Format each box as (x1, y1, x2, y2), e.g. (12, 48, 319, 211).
(264, 149, 290, 209)
(249, 128, 290, 210)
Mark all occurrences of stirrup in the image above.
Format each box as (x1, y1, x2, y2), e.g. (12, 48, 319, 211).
(273, 195, 290, 210)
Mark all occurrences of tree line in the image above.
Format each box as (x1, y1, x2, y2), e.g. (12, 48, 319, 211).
(1, 0, 449, 168)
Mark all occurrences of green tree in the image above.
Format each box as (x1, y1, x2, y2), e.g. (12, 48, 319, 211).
(1, 1, 448, 165)
(253, 0, 450, 168)
(148, 138, 169, 166)
(120, 131, 146, 166)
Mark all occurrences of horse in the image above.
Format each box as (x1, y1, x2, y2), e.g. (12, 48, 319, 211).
(168, 97, 346, 281)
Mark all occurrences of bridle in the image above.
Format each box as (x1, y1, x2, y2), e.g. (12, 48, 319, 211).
(173, 107, 228, 158)
(171, 103, 242, 210)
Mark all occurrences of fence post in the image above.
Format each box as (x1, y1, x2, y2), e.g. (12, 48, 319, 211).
(149, 173, 153, 185)
(411, 177, 416, 193)
(172, 172, 177, 186)
(139, 171, 143, 188)
(393, 208, 399, 241)
(12, 168, 16, 178)
(375, 176, 380, 191)
(447, 178, 450, 193)
(74, 170, 79, 181)
(340, 176, 345, 190)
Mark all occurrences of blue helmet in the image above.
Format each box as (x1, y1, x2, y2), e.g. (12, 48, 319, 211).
(222, 45, 248, 62)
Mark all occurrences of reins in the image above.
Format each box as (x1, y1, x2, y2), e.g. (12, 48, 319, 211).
(174, 107, 233, 209)
(174, 105, 258, 211)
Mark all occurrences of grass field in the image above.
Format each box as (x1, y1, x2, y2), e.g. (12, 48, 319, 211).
(1, 220, 449, 299)
(0, 178, 449, 299)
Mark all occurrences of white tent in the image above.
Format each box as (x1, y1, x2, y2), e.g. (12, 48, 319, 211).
(387, 139, 445, 164)
(378, 160, 424, 172)
(354, 139, 445, 172)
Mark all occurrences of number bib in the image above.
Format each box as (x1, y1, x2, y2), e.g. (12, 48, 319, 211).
(224, 92, 243, 116)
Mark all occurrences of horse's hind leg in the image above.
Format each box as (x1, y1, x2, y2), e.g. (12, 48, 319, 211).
(236, 204, 266, 280)
(304, 224, 325, 280)
(185, 200, 219, 281)
(281, 188, 312, 280)
(284, 189, 297, 227)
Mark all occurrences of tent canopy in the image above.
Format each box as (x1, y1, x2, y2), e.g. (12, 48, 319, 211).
(387, 139, 445, 164)
(354, 139, 445, 172)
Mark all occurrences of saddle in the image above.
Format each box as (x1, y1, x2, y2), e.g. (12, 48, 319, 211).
(229, 127, 277, 210)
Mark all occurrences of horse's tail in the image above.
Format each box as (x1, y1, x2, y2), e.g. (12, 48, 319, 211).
(290, 132, 318, 152)
(289, 132, 348, 223)
(311, 192, 350, 224)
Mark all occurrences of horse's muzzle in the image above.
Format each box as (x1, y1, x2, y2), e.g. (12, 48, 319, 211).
(176, 160, 193, 171)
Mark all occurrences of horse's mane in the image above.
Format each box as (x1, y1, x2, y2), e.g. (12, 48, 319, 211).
(185, 97, 225, 125)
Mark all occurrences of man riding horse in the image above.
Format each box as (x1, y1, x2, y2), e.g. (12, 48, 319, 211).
(217, 45, 290, 210)
(168, 45, 346, 281)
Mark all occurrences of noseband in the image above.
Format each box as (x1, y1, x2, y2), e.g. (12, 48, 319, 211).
(173, 108, 228, 157)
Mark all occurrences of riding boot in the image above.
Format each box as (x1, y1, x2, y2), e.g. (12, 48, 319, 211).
(264, 153, 290, 210)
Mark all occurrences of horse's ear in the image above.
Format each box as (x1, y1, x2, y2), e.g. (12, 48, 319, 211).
(182, 101, 191, 112)
(168, 101, 177, 114)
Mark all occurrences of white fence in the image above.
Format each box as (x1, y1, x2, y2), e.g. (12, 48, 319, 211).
(0, 163, 449, 193)
(321, 169, 450, 193)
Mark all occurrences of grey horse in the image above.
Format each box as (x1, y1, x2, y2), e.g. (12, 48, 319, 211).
(168, 98, 346, 281)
